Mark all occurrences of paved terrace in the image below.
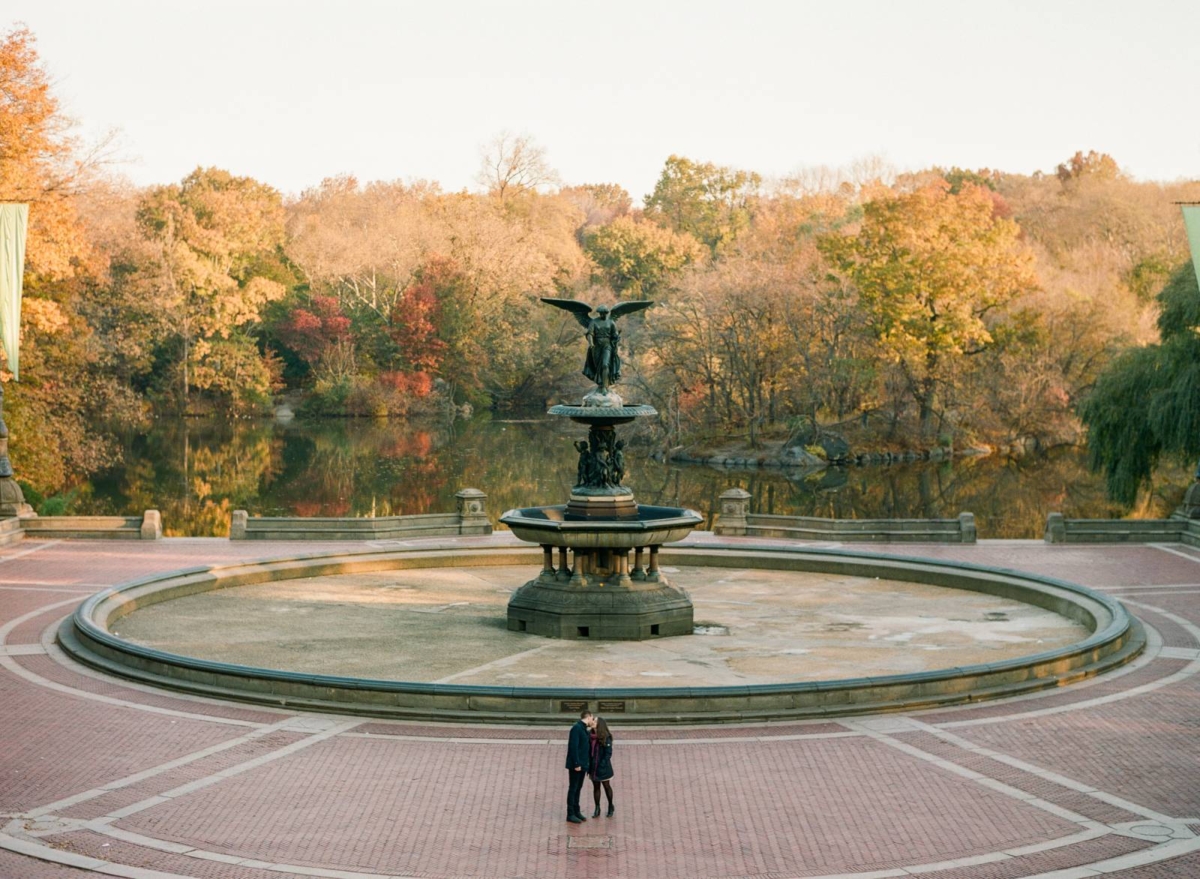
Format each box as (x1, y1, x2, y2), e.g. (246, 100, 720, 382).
(1, 532, 1199, 879)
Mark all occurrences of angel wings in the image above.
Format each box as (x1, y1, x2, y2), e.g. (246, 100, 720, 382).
(540, 298, 654, 329)
(540, 298, 654, 391)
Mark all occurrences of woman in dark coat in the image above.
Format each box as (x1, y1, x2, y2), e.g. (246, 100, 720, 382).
(589, 715, 615, 817)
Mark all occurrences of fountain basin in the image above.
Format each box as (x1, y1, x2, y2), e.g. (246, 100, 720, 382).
(59, 542, 1145, 724)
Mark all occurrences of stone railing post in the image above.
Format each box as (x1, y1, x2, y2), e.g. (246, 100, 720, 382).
(715, 488, 752, 536)
(957, 512, 976, 544)
(455, 488, 491, 534)
(230, 510, 248, 540)
(1178, 463, 1200, 519)
(1044, 512, 1066, 544)
(140, 510, 162, 540)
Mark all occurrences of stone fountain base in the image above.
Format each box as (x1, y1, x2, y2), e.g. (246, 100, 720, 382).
(507, 575, 694, 640)
(500, 503, 704, 639)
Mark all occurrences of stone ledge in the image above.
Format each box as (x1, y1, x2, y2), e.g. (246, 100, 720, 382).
(20, 511, 161, 540)
(713, 491, 975, 544)
(230, 488, 491, 540)
(1044, 512, 1200, 546)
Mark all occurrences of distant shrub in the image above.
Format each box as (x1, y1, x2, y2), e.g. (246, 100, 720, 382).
(37, 488, 79, 516)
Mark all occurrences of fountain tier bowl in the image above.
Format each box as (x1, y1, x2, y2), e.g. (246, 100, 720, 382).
(500, 503, 703, 548)
(547, 402, 656, 426)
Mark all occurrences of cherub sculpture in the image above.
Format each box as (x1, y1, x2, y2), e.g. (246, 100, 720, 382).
(541, 298, 654, 392)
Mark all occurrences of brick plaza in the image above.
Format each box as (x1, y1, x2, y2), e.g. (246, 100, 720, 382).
(2, 534, 1199, 878)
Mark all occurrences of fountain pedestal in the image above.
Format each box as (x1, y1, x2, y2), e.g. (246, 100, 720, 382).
(500, 394, 702, 639)
(503, 501, 702, 639)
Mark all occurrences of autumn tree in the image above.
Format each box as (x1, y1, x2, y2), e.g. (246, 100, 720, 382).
(559, 183, 632, 232)
(136, 167, 286, 409)
(644, 155, 761, 255)
(819, 183, 1038, 438)
(584, 216, 704, 299)
(1056, 150, 1122, 187)
(275, 296, 352, 369)
(0, 25, 100, 280)
(477, 131, 559, 201)
(286, 176, 587, 406)
(390, 258, 452, 374)
(287, 176, 440, 329)
(0, 25, 120, 493)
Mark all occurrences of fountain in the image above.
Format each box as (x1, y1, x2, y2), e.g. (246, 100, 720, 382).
(500, 298, 703, 639)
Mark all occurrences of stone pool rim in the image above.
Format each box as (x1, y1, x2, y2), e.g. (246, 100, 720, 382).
(59, 542, 1144, 724)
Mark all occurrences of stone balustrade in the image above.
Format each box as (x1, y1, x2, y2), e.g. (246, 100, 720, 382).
(713, 489, 976, 543)
(229, 488, 491, 540)
(1044, 512, 1200, 546)
(20, 510, 162, 540)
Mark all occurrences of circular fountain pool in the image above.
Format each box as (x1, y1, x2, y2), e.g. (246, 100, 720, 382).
(60, 542, 1143, 724)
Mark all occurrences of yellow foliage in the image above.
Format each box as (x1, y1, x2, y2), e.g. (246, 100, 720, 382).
(21, 297, 70, 335)
(0, 27, 92, 280)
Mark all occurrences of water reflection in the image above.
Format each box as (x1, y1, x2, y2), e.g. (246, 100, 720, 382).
(76, 416, 1188, 538)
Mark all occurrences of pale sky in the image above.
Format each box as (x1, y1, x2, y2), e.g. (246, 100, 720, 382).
(9, 0, 1200, 201)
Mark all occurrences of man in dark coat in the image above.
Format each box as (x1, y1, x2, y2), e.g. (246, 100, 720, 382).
(565, 709, 594, 822)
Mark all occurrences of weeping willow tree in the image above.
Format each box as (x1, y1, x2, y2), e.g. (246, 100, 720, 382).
(1082, 263, 1200, 504)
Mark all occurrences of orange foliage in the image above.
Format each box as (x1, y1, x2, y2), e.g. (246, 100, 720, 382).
(0, 26, 93, 280)
(378, 370, 433, 399)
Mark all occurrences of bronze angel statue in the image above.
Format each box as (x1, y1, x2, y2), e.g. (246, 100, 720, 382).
(541, 298, 654, 391)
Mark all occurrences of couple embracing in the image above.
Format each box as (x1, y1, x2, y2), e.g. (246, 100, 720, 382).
(565, 710, 615, 823)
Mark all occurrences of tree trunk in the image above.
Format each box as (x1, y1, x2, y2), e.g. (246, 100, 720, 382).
(182, 331, 189, 405)
(919, 381, 936, 440)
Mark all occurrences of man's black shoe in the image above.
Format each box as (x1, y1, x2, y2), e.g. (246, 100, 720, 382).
(567, 815, 583, 823)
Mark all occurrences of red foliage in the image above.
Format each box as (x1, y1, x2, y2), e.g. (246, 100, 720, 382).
(277, 296, 351, 365)
(378, 370, 433, 398)
(987, 190, 1013, 220)
(389, 257, 463, 373)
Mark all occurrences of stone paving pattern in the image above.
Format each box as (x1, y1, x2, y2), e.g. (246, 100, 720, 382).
(0, 535, 1198, 878)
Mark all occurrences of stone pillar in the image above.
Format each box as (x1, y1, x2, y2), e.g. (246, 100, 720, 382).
(632, 546, 645, 580)
(647, 545, 660, 581)
(140, 510, 162, 540)
(716, 488, 751, 536)
(616, 550, 632, 587)
(1045, 512, 1066, 544)
(0, 384, 32, 518)
(570, 549, 586, 586)
(957, 512, 977, 545)
(230, 510, 248, 540)
(455, 488, 491, 534)
(557, 547, 570, 581)
(541, 545, 555, 578)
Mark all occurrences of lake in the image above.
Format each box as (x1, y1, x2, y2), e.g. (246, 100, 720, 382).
(71, 415, 1188, 538)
